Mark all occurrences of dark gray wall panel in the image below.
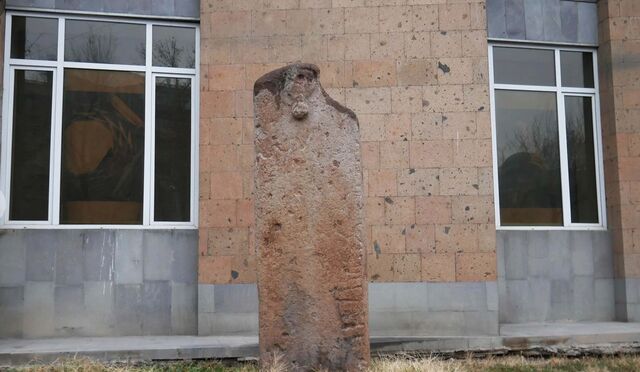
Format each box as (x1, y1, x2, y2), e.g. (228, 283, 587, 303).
(560, 1, 578, 42)
(5, 0, 200, 19)
(0, 229, 198, 338)
(577, 2, 598, 44)
(615, 278, 640, 322)
(487, 0, 507, 39)
(505, 0, 525, 40)
(543, 0, 562, 41)
(523, 0, 543, 41)
(488, 0, 598, 45)
(497, 230, 615, 323)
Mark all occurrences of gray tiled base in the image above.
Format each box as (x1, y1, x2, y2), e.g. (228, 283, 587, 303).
(498, 230, 615, 323)
(615, 278, 640, 322)
(198, 282, 499, 336)
(0, 230, 198, 338)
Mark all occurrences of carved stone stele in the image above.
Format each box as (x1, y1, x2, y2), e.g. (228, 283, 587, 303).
(253, 63, 369, 371)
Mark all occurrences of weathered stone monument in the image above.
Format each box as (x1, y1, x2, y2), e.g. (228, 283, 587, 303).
(253, 63, 370, 371)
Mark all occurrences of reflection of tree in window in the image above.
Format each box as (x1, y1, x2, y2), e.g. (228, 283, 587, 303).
(72, 27, 117, 62)
(154, 37, 185, 68)
(499, 112, 562, 211)
(498, 111, 559, 166)
(69, 28, 116, 63)
(565, 96, 598, 223)
(154, 78, 192, 222)
(152, 27, 196, 68)
(11, 16, 58, 60)
(496, 90, 563, 225)
(65, 21, 145, 65)
(10, 70, 53, 221)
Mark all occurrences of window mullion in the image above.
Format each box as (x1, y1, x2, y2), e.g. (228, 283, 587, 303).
(2, 67, 15, 225)
(1, 16, 13, 225)
(193, 27, 200, 226)
(50, 17, 65, 225)
(557, 93, 572, 227)
(589, 94, 604, 227)
(143, 23, 153, 226)
(555, 49, 572, 227)
(592, 51, 607, 229)
(488, 45, 502, 228)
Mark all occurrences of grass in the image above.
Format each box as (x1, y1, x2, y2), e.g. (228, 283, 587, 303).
(4, 354, 640, 372)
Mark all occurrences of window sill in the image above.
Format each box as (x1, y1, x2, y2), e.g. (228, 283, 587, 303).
(497, 226, 607, 231)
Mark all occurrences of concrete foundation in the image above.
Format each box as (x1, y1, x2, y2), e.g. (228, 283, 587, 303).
(3, 322, 640, 365)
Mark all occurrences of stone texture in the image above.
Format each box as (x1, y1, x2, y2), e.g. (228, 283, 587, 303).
(598, 0, 640, 321)
(199, 0, 496, 286)
(254, 64, 369, 371)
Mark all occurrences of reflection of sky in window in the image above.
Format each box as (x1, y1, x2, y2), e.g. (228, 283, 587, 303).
(493, 47, 556, 86)
(24, 70, 52, 84)
(153, 26, 196, 68)
(495, 90, 558, 165)
(65, 20, 146, 65)
(561, 51, 594, 88)
(11, 17, 58, 60)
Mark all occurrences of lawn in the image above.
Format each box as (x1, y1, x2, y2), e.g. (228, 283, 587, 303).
(4, 355, 640, 372)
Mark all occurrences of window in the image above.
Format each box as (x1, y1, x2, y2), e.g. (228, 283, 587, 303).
(1, 13, 198, 227)
(489, 45, 604, 228)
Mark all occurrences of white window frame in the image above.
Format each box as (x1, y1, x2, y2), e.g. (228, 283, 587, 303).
(488, 43, 606, 231)
(0, 11, 200, 229)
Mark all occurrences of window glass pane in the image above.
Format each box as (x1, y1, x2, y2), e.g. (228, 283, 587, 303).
(493, 47, 556, 86)
(565, 96, 598, 223)
(10, 70, 53, 221)
(153, 26, 196, 68)
(60, 69, 145, 224)
(154, 77, 192, 222)
(11, 16, 58, 60)
(496, 90, 563, 226)
(561, 51, 594, 88)
(64, 20, 145, 65)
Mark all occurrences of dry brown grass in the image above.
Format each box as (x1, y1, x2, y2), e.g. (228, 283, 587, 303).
(4, 354, 640, 372)
(369, 354, 461, 372)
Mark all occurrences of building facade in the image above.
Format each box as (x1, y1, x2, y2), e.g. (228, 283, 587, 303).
(0, 0, 639, 339)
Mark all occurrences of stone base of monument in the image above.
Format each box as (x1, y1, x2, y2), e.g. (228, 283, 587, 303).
(253, 63, 370, 371)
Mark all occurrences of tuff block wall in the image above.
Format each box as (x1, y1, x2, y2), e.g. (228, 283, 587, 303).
(199, 0, 495, 287)
(598, 0, 640, 321)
